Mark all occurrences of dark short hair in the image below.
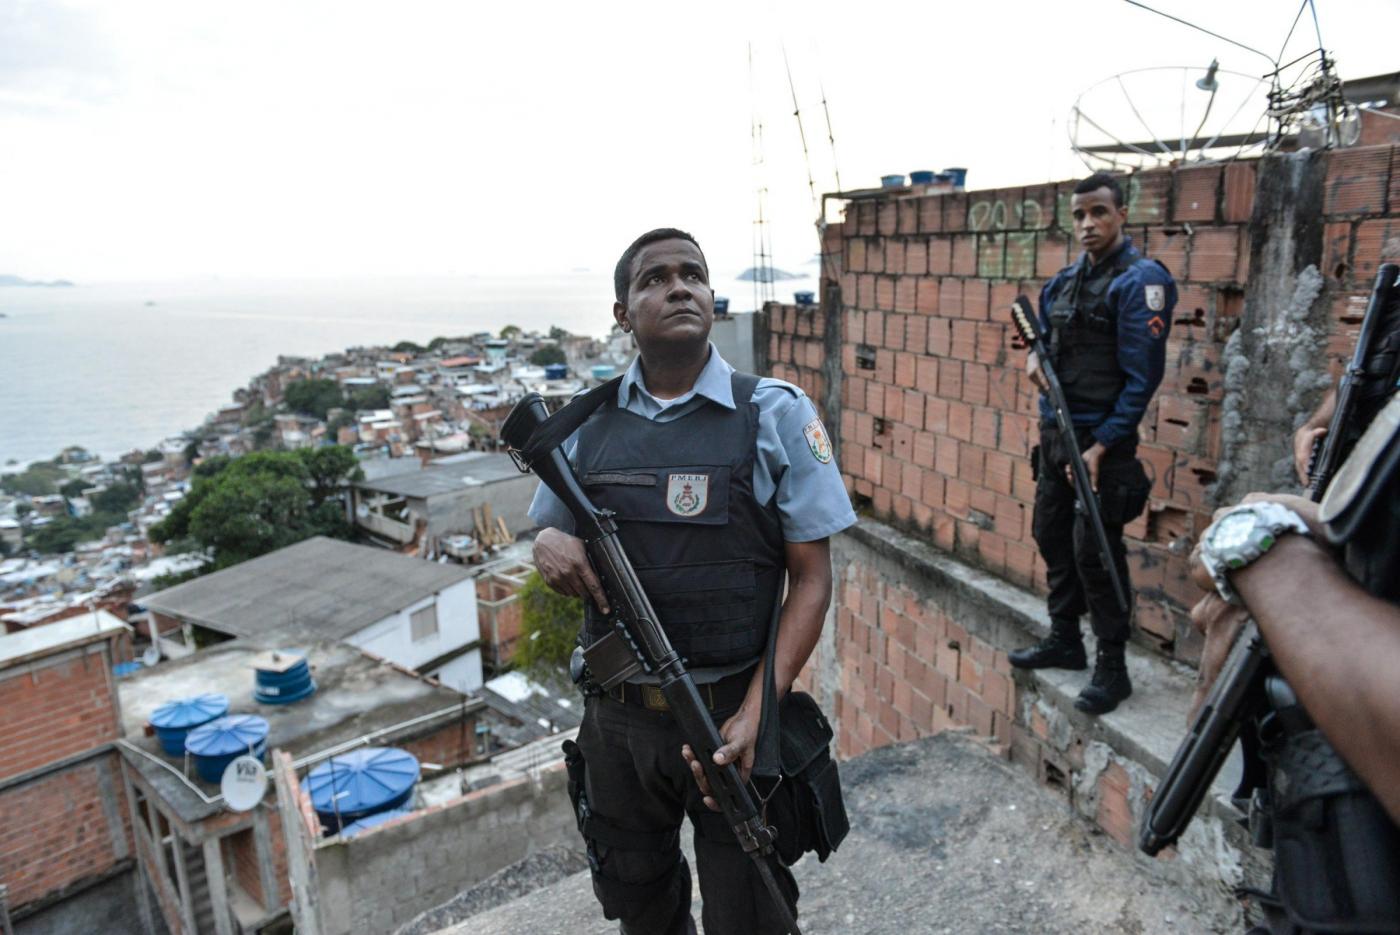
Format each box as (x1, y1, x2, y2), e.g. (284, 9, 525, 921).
(613, 228, 706, 304)
(1073, 173, 1125, 208)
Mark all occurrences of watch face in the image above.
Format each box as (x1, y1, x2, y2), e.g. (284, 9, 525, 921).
(1210, 511, 1256, 552)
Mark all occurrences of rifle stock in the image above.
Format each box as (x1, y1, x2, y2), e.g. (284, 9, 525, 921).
(502, 393, 802, 935)
(1010, 297, 1130, 612)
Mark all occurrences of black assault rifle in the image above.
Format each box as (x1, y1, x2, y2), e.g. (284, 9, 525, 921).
(501, 393, 802, 935)
(1010, 295, 1130, 613)
(1138, 263, 1400, 856)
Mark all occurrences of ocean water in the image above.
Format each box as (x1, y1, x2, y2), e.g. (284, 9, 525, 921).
(0, 273, 815, 465)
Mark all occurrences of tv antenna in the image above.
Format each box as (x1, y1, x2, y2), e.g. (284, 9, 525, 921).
(748, 42, 775, 311)
(1071, 0, 1359, 171)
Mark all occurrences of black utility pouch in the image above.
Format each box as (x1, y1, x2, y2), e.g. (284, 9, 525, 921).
(762, 691, 849, 866)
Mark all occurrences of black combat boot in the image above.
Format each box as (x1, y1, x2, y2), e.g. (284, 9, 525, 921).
(1008, 617, 1088, 670)
(1075, 642, 1133, 714)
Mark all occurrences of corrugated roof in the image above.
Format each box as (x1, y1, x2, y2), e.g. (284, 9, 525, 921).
(141, 537, 473, 643)
(355, 452, 524, 499)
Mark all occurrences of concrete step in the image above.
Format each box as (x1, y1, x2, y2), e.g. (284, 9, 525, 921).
(427, 733, 1240, 935)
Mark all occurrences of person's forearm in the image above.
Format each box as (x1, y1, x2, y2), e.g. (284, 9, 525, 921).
(1233, 536, 1400, 820)
(1304, 387, 1337, 431)
(742, 560, 832, 707)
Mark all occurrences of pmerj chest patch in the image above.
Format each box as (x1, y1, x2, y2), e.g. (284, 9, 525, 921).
(1144, 283, 1166, 312)
(666, 473, 709, 516)
(803, 418, 833, 463)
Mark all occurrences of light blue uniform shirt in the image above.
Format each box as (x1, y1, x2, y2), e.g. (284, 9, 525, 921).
(527, 344, 856, 543)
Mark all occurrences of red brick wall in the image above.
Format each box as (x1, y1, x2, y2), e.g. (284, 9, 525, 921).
(829, 564, 1015, 758)
(0, 758, 132, 908)
(398, 715, 480, 770)
(0, 649, 122, 778)
(772, 145, 1400, 666)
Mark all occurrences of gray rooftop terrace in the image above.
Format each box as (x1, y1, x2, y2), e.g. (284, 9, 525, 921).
(118, 638, 481, 824)
(356, 453, 525, 499)
(140, 536, 474, 644)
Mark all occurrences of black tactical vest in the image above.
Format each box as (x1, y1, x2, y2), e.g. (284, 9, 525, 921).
(1047, 246, 1145, 416)
(574, 371, 786, 669)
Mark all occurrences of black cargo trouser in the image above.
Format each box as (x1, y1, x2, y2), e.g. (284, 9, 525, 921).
(1031, 423, 1149, 644)
(574, 691, 799, 935)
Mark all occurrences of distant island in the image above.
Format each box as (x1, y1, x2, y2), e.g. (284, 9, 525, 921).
(0, 274, 74, 287)
(736, 267, 804, 283)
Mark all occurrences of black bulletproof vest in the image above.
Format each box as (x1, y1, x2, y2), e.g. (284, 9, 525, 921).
(1048, 247, 1143, 416)
(574, 371, 786, 668)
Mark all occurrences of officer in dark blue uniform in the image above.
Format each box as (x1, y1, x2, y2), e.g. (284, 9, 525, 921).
(1009, 173, 1176, 715)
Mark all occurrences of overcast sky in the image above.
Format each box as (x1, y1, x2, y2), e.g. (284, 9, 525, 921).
(2, 0, 1394, 283)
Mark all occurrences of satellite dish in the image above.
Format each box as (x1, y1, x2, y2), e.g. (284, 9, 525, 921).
(141, 646, 161, 667)
(221, 755, 269, 811)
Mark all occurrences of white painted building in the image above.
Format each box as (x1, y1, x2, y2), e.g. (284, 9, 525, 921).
(141, 536, 484, 693)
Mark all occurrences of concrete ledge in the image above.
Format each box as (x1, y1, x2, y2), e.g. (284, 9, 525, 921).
(831, 518, 1268, 904)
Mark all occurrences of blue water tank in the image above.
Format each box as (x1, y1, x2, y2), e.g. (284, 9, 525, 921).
(253, 650, 316, 705)
(544, 363, 568, 380)
(714, 297, 730, 315)
(150, 693, 230, 756)
(942, 167, 968, 188)
(590, 364, 616, 381)
(793, 291, 816, 307)
(301, 747, 420, 832)
(339, 808, 413, 838)
(881, 174, 906, 188)
(909, 170, 935, 185)
(184, 714, 270, 784)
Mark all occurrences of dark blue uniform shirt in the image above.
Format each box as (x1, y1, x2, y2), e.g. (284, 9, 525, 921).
(1036, 237, 1177, 447)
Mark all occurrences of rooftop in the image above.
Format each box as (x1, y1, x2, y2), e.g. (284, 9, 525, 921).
(355, 452, 525, 499)
(141, 536, 473, 644)
(118, 638, 481, 823)
(0, 609, 128, 668)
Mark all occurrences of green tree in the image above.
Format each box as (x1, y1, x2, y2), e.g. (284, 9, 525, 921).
(150, 447, 361, 570)
(1, 461, 65, 496)
(528, 346, 567, 367)
(499, 324, 521, 340)
(60, 478, 90, 499)
(513, 570, 583, 683)
(392, 340, 425, 354)
(283, 379, 345, 420)
(346, 384, 390, 411)
(143, 449, 164, 463)
(548, 326, 570, 340)
(90, 482, 142, 515)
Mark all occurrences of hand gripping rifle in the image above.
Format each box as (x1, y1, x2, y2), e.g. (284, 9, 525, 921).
(1138, 264, 1400, 856)
(1010, 296, 1130, 613)
(502, 393, 803, 935)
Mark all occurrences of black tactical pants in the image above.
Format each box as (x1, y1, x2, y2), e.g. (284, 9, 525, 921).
(1031, 424, 1149, 644)
(574, 692, 799, 935)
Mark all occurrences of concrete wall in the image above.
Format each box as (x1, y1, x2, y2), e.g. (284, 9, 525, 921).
(345, 577, 483, 692)
(309, 764, 575, 935)
(710, 311, 758, 373)
(769, 144, 1400, 667)
(13, 864, 150, 935)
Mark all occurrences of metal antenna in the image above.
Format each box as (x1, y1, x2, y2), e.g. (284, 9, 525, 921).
(1121, 0, 1277, 67)
(819, 76, 842, 196)
(781, 42, 819, 219)
(748, 43, 774, 309)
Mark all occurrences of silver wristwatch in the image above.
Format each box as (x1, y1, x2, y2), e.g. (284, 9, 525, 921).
(1198, 501, 1310, 604)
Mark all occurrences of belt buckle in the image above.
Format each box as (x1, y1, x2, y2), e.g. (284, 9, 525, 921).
(641, 685, 669, 712)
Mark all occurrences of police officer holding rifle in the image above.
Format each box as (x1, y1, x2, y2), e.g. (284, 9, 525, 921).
(519, 228, 855, 935)
(1008, 173, 1175, 715)
(1155, 264, 1400, 933)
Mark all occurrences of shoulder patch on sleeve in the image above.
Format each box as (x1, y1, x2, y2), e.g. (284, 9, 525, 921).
(1145, 283, 1166, 312)
(802, 417, 833, 463)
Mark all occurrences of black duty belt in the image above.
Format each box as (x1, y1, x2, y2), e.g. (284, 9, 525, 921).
(605, 668, 754, 713)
